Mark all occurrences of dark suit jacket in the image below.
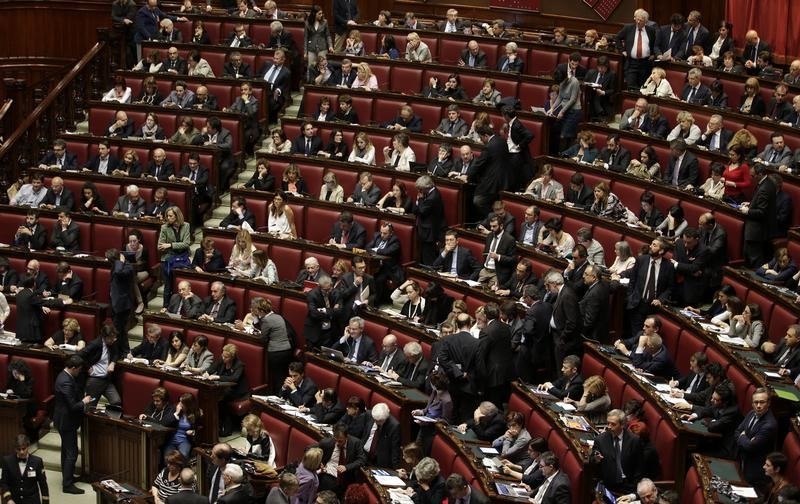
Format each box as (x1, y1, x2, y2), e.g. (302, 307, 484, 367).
(333, 335, 378, 363)
(83, 154, 121, 175)
(447, 488, 491, 504)
(166, 293, 203, 319)
(742, 40, 771, 69)
(666, 151, 699, 186)
(640, 114, 670, 139)
(597, 146, 632, 173)
(258, 64, 291, 96)
(579, 279, 610, 341)
(565, 185, 594, 211)
(314, 435, 366, 481)
(41, 187, 75, 210)
(734, 409, 778, 485)
(361, 416, 401, 468)
(438, 331, 478, 394)
(113, 195, 147, 218)
(672, 241, 709, 306)
(468, 134, 509, 197)
(483, 232, 517, 285)
(467, 411, 507, 441)
(555, 62, 587, 81)
(219, 209, 256, 229)
(551, 285, 582, 353)
(366, 232, 402, 274)
(765, 99, 793, 122)
(50, 220, 80, 251)
(538, 471, 571, 504)
(631, 346, 679, 379)
(40, 151, 78, 170)
(161, 57, 188, 74)
(147, 200, 169, 218)
(303, 287, 341, 347)
(329, 221, 367, 250)
(336, 272, 375, 318)
(412, 187, 447, 246)
(107, 119, 135, 138)
(548, 373, 584, 400)
(459, 48, 487, 68)
(381, 115, 423, 133)
(329, 67, 358, 87)
(131, 336, 169, 362)
(280, 377, 318, 407)
(110, 259, 134, 313)
(52, 274, 84, 300)
(681, 83, 711, 105)
(193, 95, 219, 111)
(145, 160, 175, 181)
(202, 295, 237, 324)
(396, 356, 430, 390)
(432, 246, 481, 279)
(768, 340, 800, 378)
(309, 401, 345, 424)
(0, 269, 19, 291)
(222, 62, 252, 78)
(696, 128, 733, 153)
(522, 301, 553, 371)
(291, 135, 324, 156)
(54, 370, 84, 431)
(0, 453, 48, 503)
(80, 337, 121, 371)
(615, 23, 658, 58)
(496, 55, 524, 73)
(594, 429, 644, 493)
(656, 25, 687, 58)
(744, 175, 777, 242)
(166, 489, 208, 504)
(217, 486, 250, 504)
(13, 288, 45, 343)
(477, 320, 514, 390)
(738, 94, 766, 116)
(584, 68, 617, 114)
(625, 255, 675, 308)
(375, 350, 405, 372)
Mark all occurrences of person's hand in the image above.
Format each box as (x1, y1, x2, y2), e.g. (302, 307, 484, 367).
(139, 413, 147, 420)
(457, 423, 467, 433)
(396, 468, 408, 479)
(82, 395, 93, 405)
(337, 465, 347, 474)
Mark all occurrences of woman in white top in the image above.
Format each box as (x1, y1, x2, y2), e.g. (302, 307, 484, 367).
(319, 172, 344, 203)
(383, 133, 416, 171)
(132, 50, 164, 73)
(251, 250, 279, 285)
(711, 296, 744, 327)
(524, 164, 564, 201)
(729, 303, 764, 348)
(227, 230, 257, 277)
(639, 67, 677, 98)
(351, 62, 379, 91)
(348, 132, 376, 165)
(102, 76, 132, 104)
(0, 291, 9, 331)
(390, 280, 427, 323)
(697, 162, 726, 200)
(608, 241, 636, 279)
(666, 111, 701, 145)
(241, 414, 276, 465)
(540, 218, 575, 258)
(267, 190, 297, 238)
(267, 128, 292, 154)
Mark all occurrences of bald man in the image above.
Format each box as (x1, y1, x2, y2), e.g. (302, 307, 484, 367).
(145, 148, 175, 181)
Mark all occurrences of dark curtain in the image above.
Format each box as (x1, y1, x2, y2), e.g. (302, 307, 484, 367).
(725, 0, 800, 61)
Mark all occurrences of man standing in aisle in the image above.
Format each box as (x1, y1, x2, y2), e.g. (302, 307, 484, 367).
(54, 355, 92, 495)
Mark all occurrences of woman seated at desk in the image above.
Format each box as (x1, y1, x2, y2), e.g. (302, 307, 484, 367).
(729, 303, 765, 348)
(499, 437, 548, 487)
(405, 457, 446, 504)
(560, 130, 599, 164)
(756, 247, 798, 284)
(151, 450, 191, 504)
(139, 386, 177, 426)
(161, 393, 202, 461)
(180, 335, 214, 375)
(685, 284, 736, 319)
(337, 396, 369, 439)
(155, 331, 189, 368)
(710, 295, 744, 327)
(268, 190, 298, 238)
(192, 237, 227, 274)
(4, 360, 38, 441)
(655, 205, 688, 238)
(44, 317, 85, 350)
(205, 343, 250, 437)
(563, 375, 611, 424)
(241, 413, 276, 465)
(391, 280, 428, 324)
(492, 411, 532, 466)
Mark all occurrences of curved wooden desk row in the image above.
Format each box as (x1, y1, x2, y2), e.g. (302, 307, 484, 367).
(31, 163, 197, 228)
(301, 84, 549, 158)
(682, 454, 749, 504)
(721, 267, 799, 341)
(533, 155, 747, 262)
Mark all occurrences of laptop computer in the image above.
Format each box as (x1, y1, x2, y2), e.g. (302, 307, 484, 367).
(319, 346, 345, 362)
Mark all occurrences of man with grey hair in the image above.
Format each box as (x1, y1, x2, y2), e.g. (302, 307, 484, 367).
(457, 401, 507, 441)
(304, 276, 341, 348)
(218, 463, 248, 503)
(361, 402, 401, 468)
(199, 281, 237, 324)
(112, 184, 146, 218)
(413, 457, 441, 483)
(412, 175, 446, 266)
(545, 271, 582, 366)
(697, 114, 733, 153)
(616, 477, 660, 504)
(631, 333, 679, 379)
(40, 176, 75, 210)
(296, 256, 327, 284)
(593, 409, 644, 493)
(497, 42, 523, 73)
(334, 316, 378, 363)
(387, 341, 430, 390)
(167, 468, 205, 503)
(680, 67, 710, 104)
(162, 280, 203, 319)
(529, 451, 571, 503)
(128, 323, 168, 362)
(615, 8, 657, 88)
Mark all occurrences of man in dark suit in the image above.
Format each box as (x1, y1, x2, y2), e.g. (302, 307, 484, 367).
(303, 277, 341, 348)
(0, 258, 19, 293)
(130, 324, 169, 362)
(682, 10, 711, 56)
(192, 86, 218, 111)
(529, 452, 571, 503)
(107, 250, 134, 352)
(329, 59, 357, 88)
(161, 46, 187, 74)
(347, 171, 381, 205)
(49, 210, 80, 252)
(755, 131, 793, 169)
(267, 20, 297, 55)
(540, 355, 583, 400)
(763, 325, 800, 379)
(361, 403, 401, 469)
(81, 141, 120, 176)
(475, 303, 514, 406)
(112, 184, 147, 218)
(412, 176, 447, 266)
(503, 106, 535, 188)
(446, 473, 491, 504)
(206, 443, 232, 504)
(639, 104, 670, 139)
(218, 196, 256, 230)
(217, 464, 250, 504)
(258, 49, 291, 124)
(763, 84, 793, 122)
(40, 176, 75, 210)
(21, 260, 49, 295)
(165, 468, 206, 504)
(458, 40, 487, 69)
(699, 213, 727, 290)
(194, 116, 235, 191)
(291, 121, 324, 156)
(434, 105, 469, 138)
(593, 409, 644, 493)
(584, 56, 617, 120)
(315, 424, 366, 491)
(80, 324, 122, 407)
(333, 316, 379, 363)
(665, 139, 699, 187)
(742, 30, 771, 75)
(373, 334, 405, 373)
(670, 227, 709, 306)
(53, 355, 91, 494)
(496, 259, 537, 299)
(565, 173, 594, 211)
(520, 285, 554, 382)
(37, 139, 77, 170)
(222, 51, 252, 78)
(734, 388, 777, 490)
(107, 110, 134, 138)
(332, 0, 358, 51)
(624, 237, 675, 337)
(335, 256, 374, 322)
(432, 230, 481, 280)
(544, 272, 582, 366)
(469, 125, 509, 218)
(366, 223, 403, 305)
(328, 211, 366, 250)
(198, 281, 237, 324)
(175, 154, 211, 222)
(631, 334, 679, 379)
(0, 434, 49, 503)
(438, 8, 464, 33)
(683, 383, 741, 458)
(496, 42, 524, 73)
(280, 361, 318, 407)
(680, 68, 711, 105)
(477, 216, 516, 287)
(656, 13, 687, 60)
(555, 52, 587, 81)
(563, 245, 590, 299)
(615, 9, 658, 88)
(595, 134, 631, 173)
(146, 187, 170, 218)
(13, 276, 46, 344)
(47, 262, 84, 301)
(225, 24, 253, 48)
(696, 114, 733, 153)
(381, 105, 423, 133)
(144, 148, 175, 181)
(163, 280, 203, 319)
(439, 313, 480, 422)
(518, 205, 545, 247)
(579, 264, 610, 342)
(743, 164, 777, 266)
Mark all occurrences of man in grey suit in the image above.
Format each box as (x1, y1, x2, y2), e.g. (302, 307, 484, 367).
(112, 184, 147, 218)
(754, 131, 792, 169)
(162, 280, 203, 319)
(434, 104, 469, 137)
(265, 473, 299, 504)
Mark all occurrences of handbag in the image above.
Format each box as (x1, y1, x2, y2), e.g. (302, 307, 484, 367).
(163, 252, 191, 276)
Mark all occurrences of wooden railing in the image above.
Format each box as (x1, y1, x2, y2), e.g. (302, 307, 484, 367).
(0, 29, 121, 200)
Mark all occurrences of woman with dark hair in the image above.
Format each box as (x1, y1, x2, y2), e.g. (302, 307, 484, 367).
(553, 67, 582, 150)
(707, 80, 729, 108)
(267, 128, 292, 154)
(391, 280, 427, 323)
(132, 50, 164, 73)
(699, 162, 726, 200)
(304, 4, 333, 69)
(710, 295, 745, 326)
(181, 335, 214, 374)
(377, 182, 413, 214)
(439, 74, 468, 101)
(655, 204, 687, 238)
(137, 112, 166, 140)
(378, 34, 400, 59)
(139, 386, 176, 426)
(722, 147, 752, 203)
(626, 145, 662, 180)
(152, 450, 190, 503)
(710, 21, 734, 67)
(242, 157, 275, 191)
(157, 331, 189, 368)
(421, 282, 453, 326)
(191, 19, 211, 44)
(169, 116, 200, 145)
(762, 452, 790, 503)
(337, 396, 369, 438)
(314, 96, 336, 122)
(192, 237, 227, 273)
(729, 303, 765, 348)
(320, 129, 349, 159)
(5, 359, 37, 439)
(80, 181, 108, 215)
(686, 284, 737, 318)
(268, 190, 298, 238)
(590, 181, 628, 221)
(492, 411, 532, 465)
(161, 394, 202, 460)
(102, 75, 132, 103)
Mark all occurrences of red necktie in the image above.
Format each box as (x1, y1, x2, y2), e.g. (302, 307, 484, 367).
(636, 28, 643, 59)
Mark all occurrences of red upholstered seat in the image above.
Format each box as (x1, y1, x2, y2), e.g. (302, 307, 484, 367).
(92, 224, 125, 264)
(232, 340, 265, 389)
(674, 333, 705, 377)
(769, 305, 799, 341)
(659, 318, 682, 356)
(784, 431, 800, 485)
(745, 290, 775, 330)
(304, 206, 341, 244)
(270, 245, 302, 283)
(431, 435, 456, 475)
(89, 108, 116, 136)
(682, 466, 702, 504)
(439, 39, 466, 65)
(120, 371, 160, 417)
(548, 434, 570, 459)
(603, 371, 627, 407)
(727, 365, 755, 413)
(526, 410, 554, 441)
(161, 381, 199, 407)
(560, 452, 584, 504)
(281, 297, 307, 351)
(711, 211, 743, 263)
(305, 363, 339, 391)
(528, 50, 558, 75)
(64, 142, 90, 167)
(286, 428, 316, 465)
(338, 377, 371, 407)
(518, 82, 550, 109)
(581, 353, 605, 379)
(451, 457, 479, 487)
(372, 97, 406, 125)
(653, 420, 678, 479)
(260, 413, 289, 467)
(363, 320, 388, 341)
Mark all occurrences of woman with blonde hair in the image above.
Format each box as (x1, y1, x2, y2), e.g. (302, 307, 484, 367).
(639, 67, 677, 98)
(590, 181, 628, 221)
(295, 447, 323, 503)
(466, 111, 492, 143)
(227, 229, 256, 276)
(45, 317, 85, 350)
(206, 343, 250, 436)
(158, 206, 191, 302)
(352, 62, 378, 90)
(738, 77, 765, 116)
(241, 413, 276, 465)
(281, 164, 308, 196)
(116, 149, 141, 177)
(727, 128, 758, 160)
(563, 375, 611, 423)
(667, 111, 701, 145)
(348, 132, 376, 165)
(268, 190, 297, 238)
(345, 29, 365, 56)
(320, 171, 344, 203)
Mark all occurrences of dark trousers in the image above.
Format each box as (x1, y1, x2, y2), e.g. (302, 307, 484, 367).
(628, 299, 656, 339)
(112, 308, 131, 353)
(744, 239, 770, 268)
(267, 349, 293, 395)
(419, 240, 439, 267)
(472, 193, 495, 222)
(624, 57, 652, 89)
(86, 376, 121, 406)
(59, 427, 79, 488)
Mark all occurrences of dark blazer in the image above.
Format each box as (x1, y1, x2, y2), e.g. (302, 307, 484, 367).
(459, 48, 487, 68)
(329, 220, 367, 250)
(428, 157, 454, 178)
(579, 279, 610, 341)
(744, 175, 777, 242)
(375, 350, 405, 373)
(109, 259, 134, 313)
(412, 187, 447, 246)
(349, 183, 381, 206)
(225, 33, 253, 48)
(113, 195, 147, 218)
(738, 94, 766, 116)
(765, 99, 793, 122)
(438, 331, 478, 394)
(631, 346, 679, 379)
(639, 114, 670, 139)
(555, 62, 587, 81)
(50, 221, 80, 251)
(309, 401, 346, 424)
(333, 335, 379, 363)
(53, 370, 84, 431)
(222, 62, 252, 79)
(258, 63, 291, 95)
(329, 67, 358, 88)
(0, 269, 19, 291)
(0, 453, 49, 503)
(696, 403, 741, 457)
(131, 336, 169, 362)
(538, 471, 571, 504)
(13, 288, 45, 344)
(548, 373, 584, 400)
(483, 231, 517, 285)
(217, 486, 251, 504)
(201, 295, 237, 324)
(51, 274, 84, 300)
(80, 337, 121, 370)
(677, 372, 708, 396)
(681, 83, 711, 105)
(594, 429, 644, 493)
(565, 184, 594, 211)
(161, 57, 188, 74)
(267, 31, 297, 52)
(28, 272, 49, 295)
(381, 115, 423, 133)
(40, 151, 77, 170)
(597, 146, 632, 173)
(83, 154, 121, 175)
(696, 128, 733, 153)
(522, 300, 554, 371)
(280, 377, 318, 407)
(625, 255, 675, 308)
(466, 411, 507, 441)
(142, 402, 177, 427)
(551, 285, 582, 354)
(768, 340, 800, 378)
(476, 320, 515, 390)
(336, 271, 375, 319)
(584, 68, 617, 116)
(145, 160, 175, 181)
(166, 489, 208, 504)
(107, 118, 135, 138)
(366, 232, 402, 272)
(147, 200, 169, 218)
(291, 135, 324, 156)
(41, 187, 75, 210)
(666, 151, 699, 186)
(432, 246, 481, 279)
(742, 40, 771, 70)
(396, 356, 430, 390)
(616, 23, 658, 56)
(361, 416, 401, 468)
(656, 25, 686, 58)
(219, 209, 256, 229)
(314, 435, 366, 480)
(447, 488, 491, 504)
(468, 134, 509, 197)
(303, 287, 341, 347)
(209, 356, 250, 400)
(734, 409, 778, 485)
(496, 55, 524, 73)
(672, 241, 709, 306)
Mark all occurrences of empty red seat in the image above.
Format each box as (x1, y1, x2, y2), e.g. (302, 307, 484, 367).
(119, 370, 160, 417)
(260, 413, 289, 467)
(305, 363, 339, 391)
(286, 428, 316, 465)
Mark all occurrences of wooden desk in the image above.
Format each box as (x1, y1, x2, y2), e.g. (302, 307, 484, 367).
(91, 480, 152, 504)
(114, 361, 233, 445)
(82, 409, 174, 489)
(0, 397, 31, 454)
(684, 454, 750, 504)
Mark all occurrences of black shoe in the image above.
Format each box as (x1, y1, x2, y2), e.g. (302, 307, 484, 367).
(63, 485, 85, 494)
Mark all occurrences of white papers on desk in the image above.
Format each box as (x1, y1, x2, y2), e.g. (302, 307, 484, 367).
(661, 48, 672, 60)
(717, 334, 746, 346)
(730, 485, 758, 498)
(556, 401, 577, 411)
(700, 322, 727, 334)
(127, 357, 149, 365)
(374, 475, 406, 487)
(278, 404, 299, 412)
(459, 279, 482, 288)
(479, 447, 499, 455)
(659, 393, 685, 405)
(387, 488, 414, 503)
(413, 415, 438, 423)
(0, 337, 19, 346)
(654, 383, 672, 393)
(481, 457, 502, 470)
(251, 395, 269, 402)
(73, 253, 89, 258)
(162, 365, 179, 372)
(679, 309, 703, 319)
(765, 371, 783, 379)
(58, 344, 78, 352)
